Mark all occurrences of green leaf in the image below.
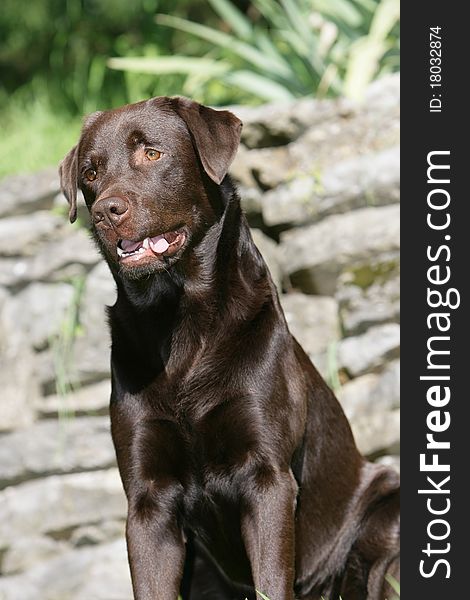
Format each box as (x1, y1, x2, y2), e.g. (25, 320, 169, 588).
(255, 30, 297, 81)
(281, 0, 315, 48)
(343, 0, 399, 100)
(370, 0, 400, 39)
(314, 0, 364, 28)
(353, 0, 381, 12)
(207, 0, 252, 40)
(251, 0, 287, 29)
(156, 14, 292, 79)
(224, 70, 295, 102)
(107, 56, 231, 77)
(386, 573, 401, 595)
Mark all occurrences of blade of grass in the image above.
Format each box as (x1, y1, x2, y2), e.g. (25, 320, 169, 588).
(251, 0, 288, 29)
(155, 14, 292, 79)
(314, 0, 364, 28)
(344, 0, 399, 100)
(108, 56, 231, 77)
(386, 573, 401, 595)
(208, 0, 252, 39)
(255, 30, 293, 71)
(281, 0, 316, 48)
(326, 341, 342, 392)
(224, 70, 296, 101)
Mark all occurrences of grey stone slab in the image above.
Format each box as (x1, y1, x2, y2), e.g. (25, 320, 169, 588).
(280, 205, 400, 295)
(0, 416, 115, 488)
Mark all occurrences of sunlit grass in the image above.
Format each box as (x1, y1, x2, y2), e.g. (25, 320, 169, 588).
(0, 95, 81, 179)
(386, 573, 400, 599)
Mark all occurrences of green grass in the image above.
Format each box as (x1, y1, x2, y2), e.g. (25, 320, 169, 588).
(0, 96, 82, 179)
(326, 340, 342, 392)
(51, 274, 86, 416)
(109, 0, 400, 103)
(385, 573, 400, 599)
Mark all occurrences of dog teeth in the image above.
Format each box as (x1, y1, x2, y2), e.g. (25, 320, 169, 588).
(117, 245, 148, 258)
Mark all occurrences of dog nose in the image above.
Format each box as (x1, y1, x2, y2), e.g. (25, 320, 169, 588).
(92, 196, 129, 226)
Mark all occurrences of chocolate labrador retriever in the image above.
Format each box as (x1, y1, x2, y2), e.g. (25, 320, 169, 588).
(59, 97, 399, 600)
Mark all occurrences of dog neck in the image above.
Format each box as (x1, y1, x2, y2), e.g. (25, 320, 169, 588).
(107, 179, 283, 395)
(111, 178, 270, 321)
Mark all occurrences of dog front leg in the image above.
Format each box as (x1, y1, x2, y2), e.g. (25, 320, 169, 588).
(126, 485, 185, 600)
(241, 470, 298, 600)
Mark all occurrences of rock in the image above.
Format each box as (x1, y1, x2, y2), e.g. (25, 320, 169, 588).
(249, 146, 296, 189)
(261, 146, 400, 229)
(375, 359, 400, 404)
(79, 261, 117, 336)
(338, 323, 400, 376)
(262, 175, 319, 227)
(289, 75, 399, 172)
(251, 229, 283, 291)
(338, 373, 379, 421)
(232, 75, 399, 197)
(341, 360, 400, 457)
(375, 455, 400, 474)
(0, 417, 115, 488)
(365, 73, 401, 115)
(70, 261, 116, 383)
(0, 227, 101, 288)
(352, 408, 400, 457)
(0, 258, 30, 288)
(70, 519, 125, 547)
(337, 270, 400, 335)
(280, 205, 400, 295)
(0, 540, 132, 600)
(0, 286, 9, 328)
(0, 349, 39, 432)
(338, 360, 400, 421)
(33, 262, 116, 392)
(320, 146, 400, 214)
(280, 293, 340, 379)
(0, 211, 65, 257)
(234, 97, 329, 149)
(1, 536, 68, 575)
(35, 380, 111, 417)
(0, 470, 126, 548)
(232, 75, 399, 153)
(35, 347, 108, 397)
(231, 144, 295, 190)
(0, 168, 60, 219)
(238, 184, 263, 218)
(34, 348, 64, 396)
(1, 282, 75, 352)
(229, 144, 257, 188)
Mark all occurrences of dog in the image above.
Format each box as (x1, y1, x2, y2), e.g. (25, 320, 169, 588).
(59, 96, 400, 600)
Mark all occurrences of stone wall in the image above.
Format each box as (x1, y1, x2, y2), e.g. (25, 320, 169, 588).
(0, 74, 399, 599)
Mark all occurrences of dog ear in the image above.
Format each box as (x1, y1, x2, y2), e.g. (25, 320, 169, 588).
(172, 98, 242, 184)
(59, 145, 79, 223)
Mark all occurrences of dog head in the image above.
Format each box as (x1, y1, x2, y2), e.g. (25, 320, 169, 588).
(59, 97, 242, 279)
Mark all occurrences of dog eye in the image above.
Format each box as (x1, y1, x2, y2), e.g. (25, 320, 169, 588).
(145, 149, 162, 161)
(85, 168, 97, 181)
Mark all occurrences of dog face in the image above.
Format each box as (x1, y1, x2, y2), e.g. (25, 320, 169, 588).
(59, 97, 242, 279)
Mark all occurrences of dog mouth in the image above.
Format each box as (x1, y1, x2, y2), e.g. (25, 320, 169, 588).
(117, 229, 186, 263)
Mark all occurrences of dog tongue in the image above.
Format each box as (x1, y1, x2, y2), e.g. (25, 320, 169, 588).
(149, 235, 169, 254)
(121, 239, 142, 252)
